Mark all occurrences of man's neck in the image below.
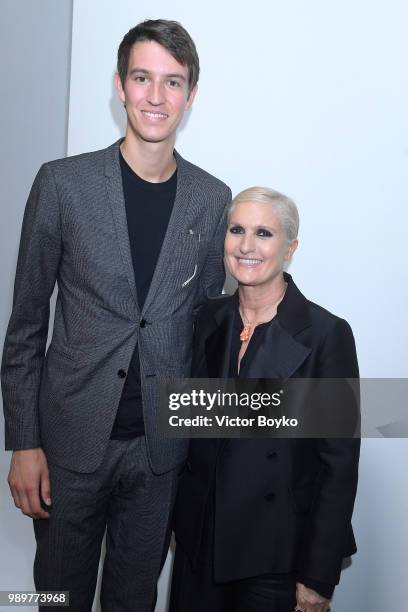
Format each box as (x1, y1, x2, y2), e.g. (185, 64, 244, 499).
(120, 132, 177, 183)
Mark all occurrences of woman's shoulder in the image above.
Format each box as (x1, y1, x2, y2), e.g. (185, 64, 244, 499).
(282, 275, 354, 338)
(304, 299, 358, 377)
(306, 299, 353, 336)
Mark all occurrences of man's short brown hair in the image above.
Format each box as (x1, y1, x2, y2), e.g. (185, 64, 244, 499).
(117, 19, 200, 95)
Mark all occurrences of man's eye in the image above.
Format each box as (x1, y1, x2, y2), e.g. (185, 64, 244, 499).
(168, 80, 181, 88)
(230, 226, 244, 234)
(257, 229, 272, 238)
(135, 76, 147, 83)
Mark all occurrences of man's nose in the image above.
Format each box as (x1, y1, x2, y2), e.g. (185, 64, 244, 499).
(147, 80, 165, 106)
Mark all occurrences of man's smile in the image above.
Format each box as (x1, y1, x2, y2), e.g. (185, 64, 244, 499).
(141, 110, 168, 121)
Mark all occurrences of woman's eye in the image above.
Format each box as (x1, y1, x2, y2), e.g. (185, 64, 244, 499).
(257, 228, 272, 238)
(229, 226, 244, 234)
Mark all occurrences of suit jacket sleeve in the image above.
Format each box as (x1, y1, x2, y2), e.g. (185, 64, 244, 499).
(195, 186, 231, 305)
(299, 317, 360, 586)
(1, 163, 62, 450)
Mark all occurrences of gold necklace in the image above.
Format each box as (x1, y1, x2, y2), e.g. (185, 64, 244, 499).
(239, 283, 287, 342)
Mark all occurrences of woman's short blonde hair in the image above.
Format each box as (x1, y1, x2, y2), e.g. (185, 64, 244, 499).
(229, 187, 299, 242)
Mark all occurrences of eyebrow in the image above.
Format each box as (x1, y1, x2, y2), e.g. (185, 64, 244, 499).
(128, 68, 186, 81)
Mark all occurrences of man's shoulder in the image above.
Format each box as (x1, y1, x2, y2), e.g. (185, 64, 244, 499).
(176, 152, 230, 196)
(43, 141, 116, 177)
(196, 293, 234, 323)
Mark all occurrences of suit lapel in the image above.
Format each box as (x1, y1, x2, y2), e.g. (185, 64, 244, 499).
(104, 140, 139, 308)
(204, 309, 311, 380)
(243, 320, 311, 378)
(243, 273, 313, 378)
(141, 150, 195, 315)
(104, 143, 196, 313)
(204, 276, 313, 380)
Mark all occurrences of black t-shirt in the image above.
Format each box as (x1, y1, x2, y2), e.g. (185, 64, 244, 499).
(110, 152, 177, 440)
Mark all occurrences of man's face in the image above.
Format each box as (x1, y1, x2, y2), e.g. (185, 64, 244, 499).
(116, 41, 197, 145)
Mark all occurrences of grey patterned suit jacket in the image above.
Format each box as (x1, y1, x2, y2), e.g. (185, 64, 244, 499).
(1, 139, 231, 474)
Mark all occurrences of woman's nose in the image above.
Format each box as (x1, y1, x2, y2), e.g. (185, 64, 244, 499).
(239, 234, 256, 254)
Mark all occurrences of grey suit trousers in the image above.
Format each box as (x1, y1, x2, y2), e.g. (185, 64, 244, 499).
(33, 436, 177, 612)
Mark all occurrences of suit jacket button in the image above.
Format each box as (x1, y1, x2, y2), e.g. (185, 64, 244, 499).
(264, 492, 276, 501)
(117, 369, 127, 378)
(140, 319, 147, 328)
(267, 451, 277, 459)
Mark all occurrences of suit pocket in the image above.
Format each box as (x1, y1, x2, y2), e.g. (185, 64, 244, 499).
(289, 483, 316, 513)
(47, 344, 76, 361)
(39, 346, 76, 407)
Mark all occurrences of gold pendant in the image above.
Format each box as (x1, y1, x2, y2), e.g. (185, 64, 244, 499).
(240, 325, 251, 342)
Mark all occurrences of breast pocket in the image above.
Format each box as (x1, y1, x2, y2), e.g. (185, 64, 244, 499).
(177, 228, 207, 289)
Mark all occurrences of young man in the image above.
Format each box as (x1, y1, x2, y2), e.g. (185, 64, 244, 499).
(1, 19, 231, 611)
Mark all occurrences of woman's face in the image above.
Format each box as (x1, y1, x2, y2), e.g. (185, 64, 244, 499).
(224, 200, 297, 288)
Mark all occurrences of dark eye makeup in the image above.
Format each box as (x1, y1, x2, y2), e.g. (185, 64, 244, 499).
(229, 225, 245, 234)
(229, 225, 272, 237)
(256, 228, 272, 237)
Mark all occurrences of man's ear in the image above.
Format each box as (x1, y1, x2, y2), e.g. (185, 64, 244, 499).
(115, 72, 126, 105)
(186, 84, 198, 109)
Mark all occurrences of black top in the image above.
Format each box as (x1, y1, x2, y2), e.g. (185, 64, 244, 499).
(228, 295, 272, 378)
(110, 152, 177, 440)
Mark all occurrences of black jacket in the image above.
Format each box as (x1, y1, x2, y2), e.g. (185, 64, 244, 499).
(173, 274, 360, 595)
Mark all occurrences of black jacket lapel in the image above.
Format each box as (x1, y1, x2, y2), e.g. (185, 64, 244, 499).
(244, 320, 311, 378)
(244, 274, 313, 378)
(202, 275, 313, 380)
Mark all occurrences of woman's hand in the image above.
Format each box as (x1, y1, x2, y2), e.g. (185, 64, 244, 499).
(295, 582, 330, 612)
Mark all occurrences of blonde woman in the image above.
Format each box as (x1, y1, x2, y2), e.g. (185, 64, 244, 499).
(170, 188, 359, 612)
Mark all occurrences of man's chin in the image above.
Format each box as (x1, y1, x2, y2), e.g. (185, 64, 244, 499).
(140, 133, 170, 144)
(130, 125, 174, 145)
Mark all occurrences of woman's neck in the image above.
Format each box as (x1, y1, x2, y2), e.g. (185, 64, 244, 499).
(238, 274, 286, 319)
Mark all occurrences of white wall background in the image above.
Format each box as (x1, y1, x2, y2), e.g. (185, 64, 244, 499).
(68, 1, 408, 610)
(1, 0, 407, 610)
